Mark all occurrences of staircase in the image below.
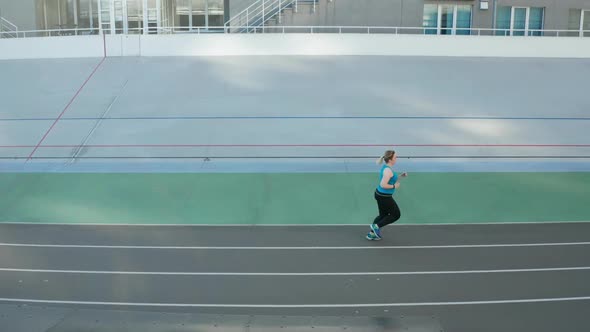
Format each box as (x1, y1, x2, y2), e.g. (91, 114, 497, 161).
(225, 0, 319, 33)
(0, 16, 18, 38)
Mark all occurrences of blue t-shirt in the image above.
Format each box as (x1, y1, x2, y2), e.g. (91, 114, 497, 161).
(376, 165, 398, 195)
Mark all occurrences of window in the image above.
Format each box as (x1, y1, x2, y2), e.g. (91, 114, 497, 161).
(423, 4, 472, 35)
(528, 7, 544, 36)
(37, 0, 79, 30)
(423, 4, 438, 35)
(569, 9, 590, 37)
(495, 6, 544, 36)
(456, 5, 472, 35)
(176, 0, 225, 30)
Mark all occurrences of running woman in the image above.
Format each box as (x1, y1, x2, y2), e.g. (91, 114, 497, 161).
(367, 150, 407, 240)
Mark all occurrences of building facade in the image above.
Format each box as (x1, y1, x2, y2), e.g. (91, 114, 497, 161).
(0, 0, 588, 36)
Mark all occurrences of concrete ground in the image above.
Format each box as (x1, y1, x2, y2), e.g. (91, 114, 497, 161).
(1, 55, 589, 331)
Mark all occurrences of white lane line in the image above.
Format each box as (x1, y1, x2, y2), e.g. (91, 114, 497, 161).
(0, 297, 589, 307)
(0, 221, 588, 226)
(0, 242, 589, 249)
(1, 266, 589, 276)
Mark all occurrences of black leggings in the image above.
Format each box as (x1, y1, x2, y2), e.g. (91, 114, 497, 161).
(373, 191, 401, 228)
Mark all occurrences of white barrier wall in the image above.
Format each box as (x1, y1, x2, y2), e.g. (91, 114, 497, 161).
(0, 35, 104, 60)
(104, 35, 141, 57)
(2, 34, 590, 60)
(140, 34, 590, 58)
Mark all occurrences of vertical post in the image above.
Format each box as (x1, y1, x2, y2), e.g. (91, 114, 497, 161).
(162, 0, 166, 30)
(171, 0, 173, 29)
(143, 0, 148, 34)
(171, 0, 175, 29)
(189, 0, 193, 31)
(540, 7, 544, 36)
(58, 0, 62, 26)
(205, 0, 209, 29)
(524, 7, 529, 37)
(580, 9, 590, 37)
(89, 0, 94, 31)
(156, 0, 161, 33)
(451, 5, 457, 36)
(44, 0, 48, 30)
(399, 0, 403, 26)
(110, 0, 116, 34)
(97, 0, 103, 34)
(74, 0, 79, 34)
(295, 0, 298, 13)
(436, 4, 441, 35)
(123, 0, 129, 34)
(492, 0, 497, 30)
(262, 0, 265, 26)
(509, 6, 514, 36)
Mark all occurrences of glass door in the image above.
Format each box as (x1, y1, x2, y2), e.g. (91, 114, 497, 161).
(528, 7, 543, 36)
(455, 5, 472, 35)
(423, 4, 438, 35)
(439, 5, 454, 35)
(423, 4, 472, 35)
(511, 7, 527, 36)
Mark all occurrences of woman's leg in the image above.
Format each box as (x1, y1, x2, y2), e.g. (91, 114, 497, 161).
(373, 192, 389, 224)
(369, 193, 392, 239)
(376, 197, 401, 228)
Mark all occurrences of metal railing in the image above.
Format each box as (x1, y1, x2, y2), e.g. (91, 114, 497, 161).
(225, 0, 300, 33)
(0, 26, 226, 38)
(0, 17, 18, 38)
(0, 28, 99, 38)
(224, 26, 590, 37)
(100, 27, 226, 34)
(1, 26, 589, 38)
